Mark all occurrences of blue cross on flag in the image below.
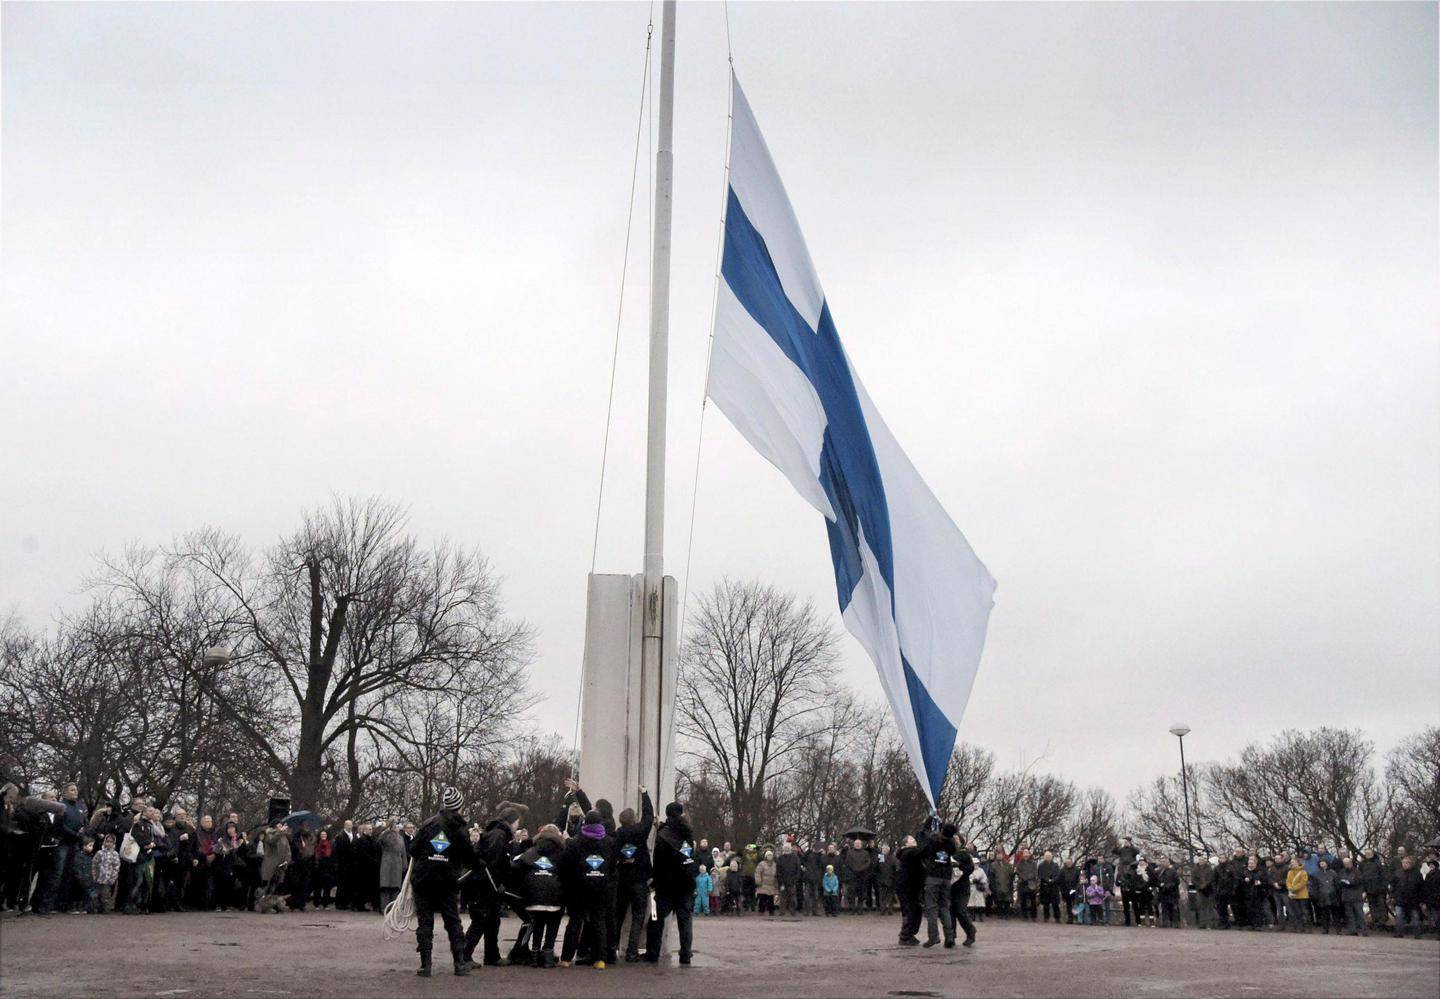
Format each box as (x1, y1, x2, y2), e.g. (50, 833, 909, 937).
(708, 73, 997, 808)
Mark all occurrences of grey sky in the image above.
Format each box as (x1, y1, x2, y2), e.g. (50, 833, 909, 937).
(3, 2, 1436, 800)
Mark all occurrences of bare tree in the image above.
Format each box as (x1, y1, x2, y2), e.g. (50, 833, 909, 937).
(1204, 728, 1389, 853)
(1065, 787, 1121, 860)
(676, 580, 841, 844)
(173, 497, 534, 815)
(1385, 726, 1440, 847)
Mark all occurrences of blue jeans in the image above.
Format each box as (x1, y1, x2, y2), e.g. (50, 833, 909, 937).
(36, 844, 73, 914)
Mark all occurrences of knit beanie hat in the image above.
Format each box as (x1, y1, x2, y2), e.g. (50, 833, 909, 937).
(441, 786, 464, 811)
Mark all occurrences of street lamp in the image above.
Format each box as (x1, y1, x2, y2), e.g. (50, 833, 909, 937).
(203, 647, 231, 669)
(197, 647, 231, 817)
(1169, 724, 1194, 868)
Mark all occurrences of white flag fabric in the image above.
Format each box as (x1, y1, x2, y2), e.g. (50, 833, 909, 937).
(708, 73, 997, 807)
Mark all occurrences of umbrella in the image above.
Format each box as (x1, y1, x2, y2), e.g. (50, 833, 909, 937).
(842, 827, 876, 841)
(278, 810, 322, 830)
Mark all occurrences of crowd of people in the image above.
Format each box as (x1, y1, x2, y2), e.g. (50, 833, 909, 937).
(5, 777, 1439, 976)
(696, 832, 1440, 944)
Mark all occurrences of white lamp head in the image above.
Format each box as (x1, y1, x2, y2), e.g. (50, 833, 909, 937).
(1169, 723, 1191, 738)
(202, 646, 232, 668)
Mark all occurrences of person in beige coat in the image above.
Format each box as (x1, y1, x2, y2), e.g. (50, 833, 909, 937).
(755, 850, 779, 916)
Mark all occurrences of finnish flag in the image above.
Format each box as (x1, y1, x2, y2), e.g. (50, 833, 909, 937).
(708, 73, 997, 807)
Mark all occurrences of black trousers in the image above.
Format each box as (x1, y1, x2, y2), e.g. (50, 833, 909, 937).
(1040, 886, 1061, 922)
(1019, 888, 1038, 919)
(614, 876, 648, 958)
(562, 892, 612, 962)
(414, 881, 464, 961)
(899, 887, 923, 940)
(1122, 888, 1145, 925)
(645, 889, 694, 960)
(463, 893, 503, 964)
(949, 880, 977, 941)
(529, 910, 562, 953)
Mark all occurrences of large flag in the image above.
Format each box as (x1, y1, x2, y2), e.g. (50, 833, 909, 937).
(708, 73, 997, 808)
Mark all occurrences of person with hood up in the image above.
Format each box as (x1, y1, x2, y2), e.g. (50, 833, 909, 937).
(559, 809, 615, 969)
(644, 801, 698, 965)
(408, 786, 479, 978)
(611, 785, 654, 963)
(462, 805, 521, 968)
(511, 824, 566, 967)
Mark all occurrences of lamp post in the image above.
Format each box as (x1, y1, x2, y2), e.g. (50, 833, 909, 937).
(1169, 724, 1194, 866)
(198, 648, 231, 816)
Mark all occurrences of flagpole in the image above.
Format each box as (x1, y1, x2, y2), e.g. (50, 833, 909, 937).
(641, 0, 677, 797)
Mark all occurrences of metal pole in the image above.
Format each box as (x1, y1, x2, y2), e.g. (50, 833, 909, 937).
(641, 0, 677, 797)
(1178, 734, 1194, 867)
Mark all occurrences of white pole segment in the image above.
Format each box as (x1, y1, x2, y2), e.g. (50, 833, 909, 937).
(641, 0, 677, 798)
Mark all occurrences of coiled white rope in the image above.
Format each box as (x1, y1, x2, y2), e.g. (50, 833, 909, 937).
(381, 860, 416, 941)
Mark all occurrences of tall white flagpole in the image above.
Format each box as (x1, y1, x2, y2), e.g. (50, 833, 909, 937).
(641, 0, 677, 798)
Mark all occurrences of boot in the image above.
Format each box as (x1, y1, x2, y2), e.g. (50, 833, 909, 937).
(453, 948, 470, 976)
(530, 949, 543, 968)
(416, 950, 432, 978)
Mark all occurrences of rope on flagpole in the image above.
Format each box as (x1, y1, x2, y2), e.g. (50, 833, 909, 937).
(677, 22, 738, 643)
(574, 6, 656, 769)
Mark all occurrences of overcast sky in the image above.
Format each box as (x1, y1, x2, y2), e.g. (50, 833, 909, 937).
(3, 2, 1436, 800)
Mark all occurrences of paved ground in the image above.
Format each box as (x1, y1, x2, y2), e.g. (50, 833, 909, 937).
(1, 909, 1436, 998)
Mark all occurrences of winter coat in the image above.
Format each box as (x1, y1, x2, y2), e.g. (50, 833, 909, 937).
(94, 847, 121, 885)
(1015, 858, 1040, 891)
(741, 846, 759, 879)
(408, 811, 477, 891)
(377, 828, 407, 888)
(1392, 867, 1423, 907)
(1191, 861, 1215, 895)
(1084, 883, 1108, 907)
(920, 831, 954, 881)
(475, 819, 514, 897)
(652, 817, 699, 897)
(512, 827, 566, 910)
(260, 827, 291, 883)
(968, 866, 989, 908)
(989, 859, 1015, 895)
(1154, 866, 1181, 900)
(1038, 860, 1061, 890)
(1423, 867, 1440, 907)
(562, 824, 616, 901)
(1335, 865, 1364, 903)
(612, 790, 655, 880)
(1358, 855, 1387, 893)
(755, 859, 778, 896)
(776, 850, 802, 887)
(1309, 868, 1337, 906)
(822, 871, 839, 895)
(843, 846, 873, 879)
(896, 845, 926, 894)
(1285, 868, 1309, 900)
(1060, 863, 1082, 894)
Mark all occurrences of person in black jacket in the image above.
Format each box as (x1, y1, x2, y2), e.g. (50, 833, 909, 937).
(1154, 856, 1181, 927)
(895, 834, 925, 944)
(512, 825, 567, 966)
(611, 786, 654, 962)
(919, 820, 957, 948)
(1038, 851, 1063, 923)
(560, 809, 616, 968)
(409, 786, 479, 978)
(1391, 856, 1424, 939)
(948, 838, 978, 946)
(1060, 856, 1082, 924)
(644, 801, 698, 965)
(462, 805, 521, 968)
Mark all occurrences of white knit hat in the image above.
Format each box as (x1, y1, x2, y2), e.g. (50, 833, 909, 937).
(441, 786, 464, 811)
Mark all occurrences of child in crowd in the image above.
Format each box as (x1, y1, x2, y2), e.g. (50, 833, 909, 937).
(94, 834, 121, 914)
(1083, 875, 1107, 925)
(724, 859, 743, 915)
(709, 855, 725, 913)
(693, 866, 712, 915)
(74, 837, 98, 913)
(822, 865, 840, 916)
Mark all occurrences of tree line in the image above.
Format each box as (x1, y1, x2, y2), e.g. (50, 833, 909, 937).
(4, 507, 1435, 859)
(675, 579, 1439, 857)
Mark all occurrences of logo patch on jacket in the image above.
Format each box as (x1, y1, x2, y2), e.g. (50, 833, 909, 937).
(621, 844, 638, 860)
(586, 854, 606, 873)
(535, 856, 554, 871)
(680, 843, 693, 860)
(431, 830, 450, 853)
(934, 851, 948, 863)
